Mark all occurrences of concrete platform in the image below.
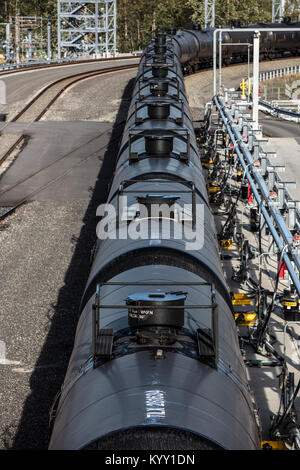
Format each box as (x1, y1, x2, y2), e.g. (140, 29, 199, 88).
(263, 137, 300, 200)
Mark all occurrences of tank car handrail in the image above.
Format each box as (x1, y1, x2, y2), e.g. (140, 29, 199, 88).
(92, 281, 218, 368)
(133, 98, 186, 125)
(137, 76, 183, 101)
(107, 176, 209, 209)
(127, 127, 191, 163)
(144, 56, 176, 68)
(117, 181, 197, 228)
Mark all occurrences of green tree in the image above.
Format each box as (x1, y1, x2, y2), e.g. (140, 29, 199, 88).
(187, 0, 272, 26)
(117, 0, 192, 52)
(1, 0, 296, 53)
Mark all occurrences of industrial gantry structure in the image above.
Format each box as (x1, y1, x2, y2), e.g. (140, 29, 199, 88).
(272, 0, 287, 22)
(272, 0, 300, 22)
(57, 0, 116, 58)
(204, 0, 215, 28)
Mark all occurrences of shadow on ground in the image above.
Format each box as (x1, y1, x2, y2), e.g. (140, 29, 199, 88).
(11, 78, 135, 449)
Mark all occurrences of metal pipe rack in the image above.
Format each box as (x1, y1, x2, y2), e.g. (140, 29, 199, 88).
(213, 93, 300, 295)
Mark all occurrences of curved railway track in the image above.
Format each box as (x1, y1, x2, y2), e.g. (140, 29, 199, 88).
(0, 55, 299, 223)
(0, 61, 138, 221)
(10, 63, 138, 123)
(0, 56, 136, 77)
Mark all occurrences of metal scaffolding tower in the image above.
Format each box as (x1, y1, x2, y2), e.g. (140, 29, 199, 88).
(204, 0, 215, 28)
(288, 0, 300, 20)
(57, 0, 117, 58)
(272, 0, 286, 22)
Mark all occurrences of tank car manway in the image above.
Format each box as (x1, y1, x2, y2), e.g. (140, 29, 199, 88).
(0, 61, 138, 222)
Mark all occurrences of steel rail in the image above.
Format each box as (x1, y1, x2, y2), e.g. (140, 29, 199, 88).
(0, 63, 138, 222)
(0, 56, 136, 76)
(214, 94, 300, 295)
(10, 63, 138, 123)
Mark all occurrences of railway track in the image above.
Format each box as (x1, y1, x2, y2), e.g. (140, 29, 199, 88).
(0, 55, 299, 223)
(0, 128, 118, 222)
(10, 63, 138, 123)
(0, 61, 138, 221)
(0, 52, 296, 78)
(0, 56, 136, 77)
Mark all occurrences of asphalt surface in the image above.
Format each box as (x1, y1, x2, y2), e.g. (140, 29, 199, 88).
(260, 118, 300, 200)
(261, 118, 300, 139)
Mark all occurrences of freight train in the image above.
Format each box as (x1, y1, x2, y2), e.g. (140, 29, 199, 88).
(49, 21, 300, 450)
(172, 19, 300, 73)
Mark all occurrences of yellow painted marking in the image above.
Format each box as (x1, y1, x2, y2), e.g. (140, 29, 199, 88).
(208, 186, 220, 192)
(234, 313, 257, 326)
(233, 293, 250, 300)
(202, 160, 214, 167)
(240, 78, 246, 99)
(221, 239, 232, 249)
(232, 293, 251, 306)
(261, 441, 286, 450)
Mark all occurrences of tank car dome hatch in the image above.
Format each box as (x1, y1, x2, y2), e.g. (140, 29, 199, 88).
(136, 194, 180, 219)
(166, 28, 177, 35)
(150, 80, 169, 96)
(192, 24, 202, 31)
(126, 291, 186, 327)
(154, 44, 167, 55)
(147, 103, 170, 120)
(145, 135, 173, 156)
(153, 55, 167, 64)
(152, 65, 169, 78)
(155, 33, 167, 45)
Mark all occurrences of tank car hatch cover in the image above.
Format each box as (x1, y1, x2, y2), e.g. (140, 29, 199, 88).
(91, 282, 218, 368)
(126, 291, 186, 328)
(135, 194, 181, 221)
(149, 80, 169, 97)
